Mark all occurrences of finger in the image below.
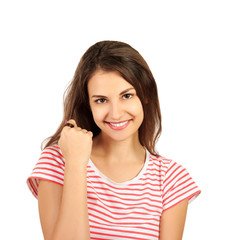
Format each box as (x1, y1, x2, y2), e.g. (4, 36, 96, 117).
(64, 119, 77, 128)
(64, 122, 75, 128)
(67, 119, 77, 126)
(81, 129, 88, 133)
(87, 131, 93, 137)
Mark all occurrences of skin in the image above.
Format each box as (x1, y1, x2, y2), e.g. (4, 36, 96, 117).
(38, 70, 188, 240)
(88, 70, 146, 183)
(88, 70, 144, 144)
(38, 120, 92, 240)
(159, 199, 188, 239)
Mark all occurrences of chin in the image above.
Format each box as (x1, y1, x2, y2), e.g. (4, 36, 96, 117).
(103, 130, 139, 143)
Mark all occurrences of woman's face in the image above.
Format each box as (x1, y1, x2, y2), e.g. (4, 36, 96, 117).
(88, 70, 144, 142)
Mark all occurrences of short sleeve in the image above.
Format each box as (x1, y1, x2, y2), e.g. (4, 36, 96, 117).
(162, 161, 201, 211)
(26, 145, 65, 199)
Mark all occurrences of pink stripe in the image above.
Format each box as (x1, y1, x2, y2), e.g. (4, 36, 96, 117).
(27, 147, 200, 239)
(31, 171, 64, 182)
(88, 207, 158, 222)
(28, 179, 38, 196)
(143, 172, 162, 177)
(88, 180, 161, 190)
(163, 190, 201, 211)
(87, 199, 162, 214)
(89, 218, 159, 229)
(163, 172, 189, 197)
(164, 186, 199, 206)
(163, 182, 196, 204)
(46, 145, 64, 157)
(38, 157, 64, 167)
(28, 176, 64, 187)
(163, 164, 181, 187)
(89, 212, 160, 226)
(33, 166, 64, 177)
(87, 201, 161, 216)
(87, 185, 161, 197)
(42, 151, 64, 163)
(90, 224, 159, 237)
(87, 190, 162, 203)
(87, 196, 161, 208)
(90, 230, 155, 240)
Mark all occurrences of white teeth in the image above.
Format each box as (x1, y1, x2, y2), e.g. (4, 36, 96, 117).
(110, 121, 128, 127)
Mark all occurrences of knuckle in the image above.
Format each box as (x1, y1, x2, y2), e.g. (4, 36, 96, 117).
(68, 119, 77, 125)
(88, 131, 93, 136)
(62, 127, 68, 134)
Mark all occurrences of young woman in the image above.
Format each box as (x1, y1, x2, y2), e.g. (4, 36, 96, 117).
(27, 41, 201, 240)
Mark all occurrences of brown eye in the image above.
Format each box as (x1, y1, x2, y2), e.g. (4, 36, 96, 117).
(122, 94, 133, 100)
(95, 98, 107, 104)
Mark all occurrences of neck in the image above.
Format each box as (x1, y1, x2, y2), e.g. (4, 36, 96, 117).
(92, 132, 145, 164)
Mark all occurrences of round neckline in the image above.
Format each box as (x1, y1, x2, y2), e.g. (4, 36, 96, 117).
(88, 149, 150, 186)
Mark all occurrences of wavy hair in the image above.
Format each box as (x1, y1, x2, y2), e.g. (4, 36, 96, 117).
(42, 40, 162, 156)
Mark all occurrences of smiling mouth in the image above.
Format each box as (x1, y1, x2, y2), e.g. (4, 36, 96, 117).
(105, 120, 131, 130)
(110, 120, 129, 127)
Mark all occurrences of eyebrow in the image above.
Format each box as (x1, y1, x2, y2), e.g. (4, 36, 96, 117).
(91, 87, 135, 98)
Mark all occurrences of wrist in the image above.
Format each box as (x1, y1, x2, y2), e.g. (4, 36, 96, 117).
(64, 158, 88, 171)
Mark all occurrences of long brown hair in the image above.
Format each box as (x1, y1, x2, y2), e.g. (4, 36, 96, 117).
(42, 40, 162, 156)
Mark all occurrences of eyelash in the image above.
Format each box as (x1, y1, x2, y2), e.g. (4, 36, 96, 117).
(122, 93, 133, 99)
(95, 93, 133, 104)
(95, 98, 107, 104)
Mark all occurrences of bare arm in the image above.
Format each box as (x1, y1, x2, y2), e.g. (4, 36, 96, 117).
(159, 199, 189, 240)
(38, 120, 92, 240)
(38, 180, 62, 240)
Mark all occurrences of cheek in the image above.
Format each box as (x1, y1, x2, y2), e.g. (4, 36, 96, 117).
(128, 100, 144, 117)
(90, 105, 108, 123)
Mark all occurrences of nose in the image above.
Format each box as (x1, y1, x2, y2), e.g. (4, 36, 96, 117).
(109, 101, 123, 120)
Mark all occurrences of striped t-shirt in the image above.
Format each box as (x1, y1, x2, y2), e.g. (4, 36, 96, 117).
(27, 145, 201, 240)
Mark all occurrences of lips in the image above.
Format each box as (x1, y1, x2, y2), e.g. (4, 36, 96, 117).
(110, 120, 129, 127)
(105, 120, 131, 130)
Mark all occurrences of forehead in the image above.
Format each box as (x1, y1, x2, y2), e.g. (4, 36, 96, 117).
(88, 70, 134, 95)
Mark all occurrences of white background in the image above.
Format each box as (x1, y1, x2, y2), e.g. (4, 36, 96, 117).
(0, 0, 229, 239)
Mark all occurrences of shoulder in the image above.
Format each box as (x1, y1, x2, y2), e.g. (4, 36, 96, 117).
(148, 153, 177, 178)
(150, 152, 188, 171)
(148, 154, 201, 210)
(148, 153, 193, 187)
(41, 144, 63, 157)
(40, 145, 65, 166)
(27, 145, 65, 198)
